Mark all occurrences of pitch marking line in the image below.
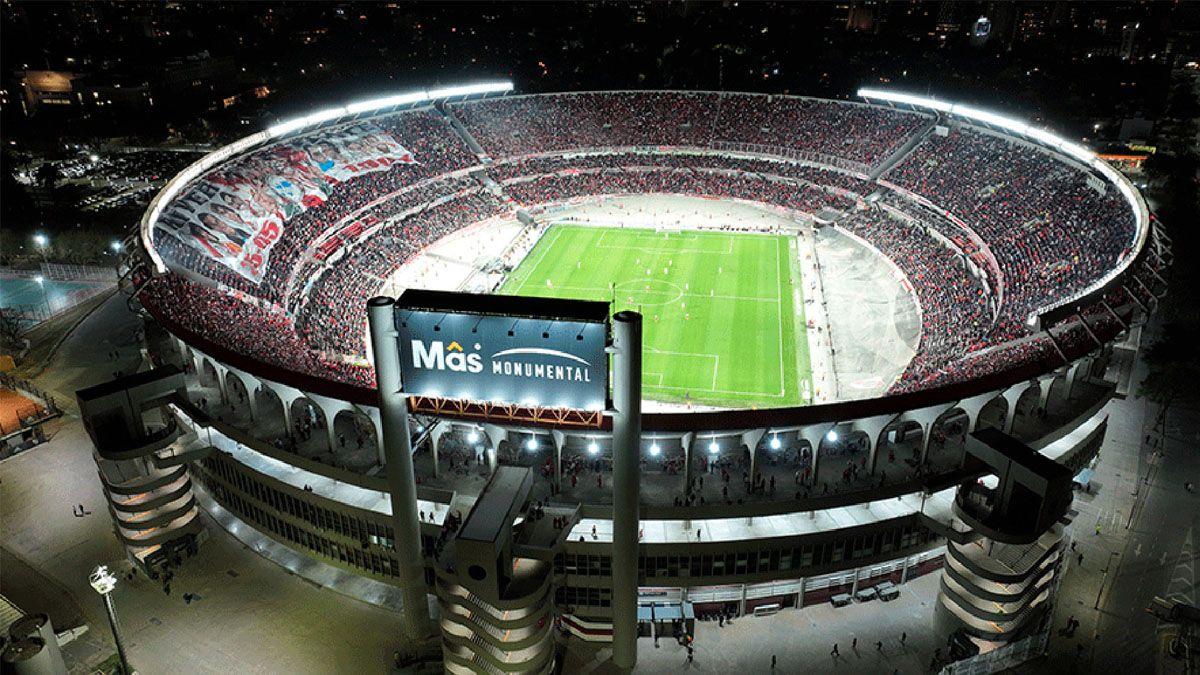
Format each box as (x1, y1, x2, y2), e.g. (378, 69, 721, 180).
(508, 227, 565, 295)
(593, 229, 734, 255)
(775, 236, 786, 397)
(645, 348, 721, 391)
(547, 283, 775, 304)
(643, 383, 789, 398)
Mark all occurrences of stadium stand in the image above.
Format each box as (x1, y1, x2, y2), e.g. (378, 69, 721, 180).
(136, 92, 1142, 401)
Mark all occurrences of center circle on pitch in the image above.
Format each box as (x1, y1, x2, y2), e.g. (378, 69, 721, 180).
(612, 279, 684, 306)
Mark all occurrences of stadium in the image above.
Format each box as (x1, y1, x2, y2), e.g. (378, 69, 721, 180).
(109, 83, 1167, 670)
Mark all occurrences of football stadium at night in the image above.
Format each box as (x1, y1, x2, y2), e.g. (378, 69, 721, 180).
(66, 81, 1163, 673)
(8, 3, 1200, 672)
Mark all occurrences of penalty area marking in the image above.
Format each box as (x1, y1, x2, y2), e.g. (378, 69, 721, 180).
(593, 229, 734, 255)
(645, 347, 721, 391)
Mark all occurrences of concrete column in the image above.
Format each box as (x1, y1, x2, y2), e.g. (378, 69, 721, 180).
(483, 425, 506, 473)
(244, 382, 259, 423)
(682, 431, 695, 497)
(958, 391, 995, 433)
(214, 366, 229, 404)
(854, 414, 891, 474)
(325, 415, 339, 454)
(900, 556, 911, 584)
(796, 577, 805, 608)
(799, 423, 834, 485)
(367, 297, 432, 640)
(739, 583, 747, 616)
(552, 430, 567, 494)
(1063, 361, 1081, 400)
(1037, 377, 1054, 412)
(611, 311, 643, 671)
(367, 407, 386, 467)
(1001, 385, 1026, 435)
(429, 425, 445, 480)
(742, 429, 765, 491)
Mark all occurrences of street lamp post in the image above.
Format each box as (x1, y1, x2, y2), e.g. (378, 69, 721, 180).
(90, 565, 132, 675)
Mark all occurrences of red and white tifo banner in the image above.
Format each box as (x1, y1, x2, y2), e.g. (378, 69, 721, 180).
(156, 121, 416, 283)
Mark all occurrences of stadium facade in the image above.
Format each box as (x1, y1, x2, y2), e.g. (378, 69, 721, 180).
(94, 83, 1169, 671)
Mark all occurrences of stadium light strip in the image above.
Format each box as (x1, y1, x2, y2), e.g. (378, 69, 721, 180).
(140, 80, 513, 274)
(857, 87, 1150, 322)
(267, 80, 513, 137)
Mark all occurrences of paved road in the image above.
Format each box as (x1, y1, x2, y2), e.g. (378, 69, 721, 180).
(25, 291, 144, 412)
(1092, 398, 1199, 671)
(2, 293, 411, 674)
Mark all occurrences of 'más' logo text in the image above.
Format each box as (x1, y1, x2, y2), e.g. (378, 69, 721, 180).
(410, 340, 483, 373)
(409, 340, 591, 382)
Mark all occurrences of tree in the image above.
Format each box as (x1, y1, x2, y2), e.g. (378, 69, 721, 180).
(1139, 321, 1200, 428)
(0, 307, 26, 359)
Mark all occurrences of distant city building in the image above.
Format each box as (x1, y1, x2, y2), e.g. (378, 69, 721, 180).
(19, 70, 79, 115)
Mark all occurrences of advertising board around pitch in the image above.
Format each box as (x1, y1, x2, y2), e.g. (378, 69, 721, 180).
(394, 290, 610, 411)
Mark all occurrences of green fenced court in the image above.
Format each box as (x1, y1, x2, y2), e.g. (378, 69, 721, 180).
(499, 224, 811, 408)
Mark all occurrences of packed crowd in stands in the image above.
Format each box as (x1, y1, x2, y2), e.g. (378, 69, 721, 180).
(885, 127, 1137, 341)
(137, 92, 1144, 400)
(151, 108, 477, 305)
(450, 92, 928, 166)
(489, 151, 872, 195)
(140, 273, 375, 387)
(503, 169, 856, 215)
(296, 190, 506, 357)
(838, 209, 992, 388)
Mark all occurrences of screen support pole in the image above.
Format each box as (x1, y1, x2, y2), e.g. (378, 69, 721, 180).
(611, 311, 643, 670)
(368, 296, 433, 640)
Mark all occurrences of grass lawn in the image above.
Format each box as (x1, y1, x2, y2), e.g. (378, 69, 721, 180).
(499, 224, 811, 408)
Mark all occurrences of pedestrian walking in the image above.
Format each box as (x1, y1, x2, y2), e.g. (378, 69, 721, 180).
(901, 631, 907, 646)
(852, 637, 857, 650)
(771, 654, 777, 669)
(1078, 552, 1084, 566)
(1095, 523, 1101, 535)
(831, 643, 839, 657)
(697, 528, 702, 540)
(876, 641, 883, 652)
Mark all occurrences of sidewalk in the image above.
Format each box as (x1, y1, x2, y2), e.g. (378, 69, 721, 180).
(564, 573, 947, 674)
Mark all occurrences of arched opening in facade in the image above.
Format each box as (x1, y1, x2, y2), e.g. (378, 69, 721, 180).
(289, 397, 330, 454)
(927, 408, 968, 470)
(1010, 384, 1044, 438)
(976, 396, 1009, 433)
(222, 373, 253, 427)
(1045, 375, 1072, 418)
(191, 359, 222, 412)
(817, 429, 869, 490)
(876, 420, 923, 479)
(332, 409, 380, 474)
(753, 432, 805, 498)
(254, 386, 287, 440)
(180, 345, 197, 379)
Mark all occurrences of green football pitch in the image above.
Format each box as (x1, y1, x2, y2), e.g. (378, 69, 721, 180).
(498, 224, 812, 408)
